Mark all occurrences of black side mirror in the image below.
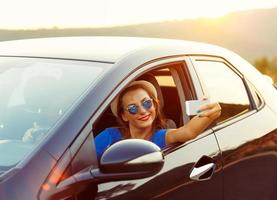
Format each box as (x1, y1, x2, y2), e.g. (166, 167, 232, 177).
(92, 139, 164, 182)
(48, 139, 164, 200)
(100, 139, 164, 173)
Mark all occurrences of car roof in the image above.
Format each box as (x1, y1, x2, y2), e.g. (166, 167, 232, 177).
(0, 36, 230, 63)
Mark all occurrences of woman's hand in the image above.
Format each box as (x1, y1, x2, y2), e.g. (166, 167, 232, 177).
(198, 102, 221, 120)
(166, 100, 221, 145)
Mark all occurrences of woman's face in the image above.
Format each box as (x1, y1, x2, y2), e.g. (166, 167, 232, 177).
(121, 88, 156, 130)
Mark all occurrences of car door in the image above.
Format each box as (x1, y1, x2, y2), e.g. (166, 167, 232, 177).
(94, 59, 223, 199)
(190, 56, 277, 200)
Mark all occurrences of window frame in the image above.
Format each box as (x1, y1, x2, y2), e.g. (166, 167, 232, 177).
(91, 57, 193, 136)
(245, 78, 265, 110)
(90, 56, 201, 156)
(188, 56, 261, 128)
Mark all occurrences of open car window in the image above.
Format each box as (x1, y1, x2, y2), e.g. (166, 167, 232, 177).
(93, 65, 182, 135)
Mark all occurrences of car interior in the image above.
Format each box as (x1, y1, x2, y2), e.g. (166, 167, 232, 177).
(66, 63, 192, 179)
(49, 62, 196, 199)
(92, 67, 183, 135)
(55, 66, 185, 198)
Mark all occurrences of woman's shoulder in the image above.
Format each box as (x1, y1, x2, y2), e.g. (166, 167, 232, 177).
(154, 129, 167, 135)
(100, 127, 122, 138)
(105, 127, 121, 133)
(151, 129, 167, 140)
(151, 129, 167, 149)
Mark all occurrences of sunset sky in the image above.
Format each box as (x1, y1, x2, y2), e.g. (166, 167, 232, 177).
(1, 0, 277, 29)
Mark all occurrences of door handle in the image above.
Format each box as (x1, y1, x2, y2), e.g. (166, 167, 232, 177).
(189, 155, 216, 181)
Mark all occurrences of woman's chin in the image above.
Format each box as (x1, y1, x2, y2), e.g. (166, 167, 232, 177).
(137, 119, 154, 129)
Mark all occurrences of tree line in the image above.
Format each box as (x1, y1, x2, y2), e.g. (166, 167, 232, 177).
(253, 57, 277, 84)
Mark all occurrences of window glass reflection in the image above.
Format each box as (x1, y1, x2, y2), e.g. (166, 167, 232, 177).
(193, 60, 250, 123)
(0, 57, 110, 169)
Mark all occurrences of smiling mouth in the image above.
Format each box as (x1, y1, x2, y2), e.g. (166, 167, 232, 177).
(138, 114, 151, 121)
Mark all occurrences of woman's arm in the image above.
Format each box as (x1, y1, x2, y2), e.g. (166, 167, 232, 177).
(166, 102, 221, 144)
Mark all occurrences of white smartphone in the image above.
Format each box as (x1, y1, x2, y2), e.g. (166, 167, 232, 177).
(185, 99, 209, 116)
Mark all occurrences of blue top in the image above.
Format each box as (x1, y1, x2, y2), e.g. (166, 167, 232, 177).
(94, 127, 167, 159)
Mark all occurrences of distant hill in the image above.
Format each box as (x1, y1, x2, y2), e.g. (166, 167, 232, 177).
(1, 7, 277, 62)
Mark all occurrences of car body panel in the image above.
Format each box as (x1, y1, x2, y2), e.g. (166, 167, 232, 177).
(0, 149, 56, 200)
(96, 130, 223, 200)
(0, 36, 276, 200)
(0, 37, 232, 63)
(214, 106, 277, 200)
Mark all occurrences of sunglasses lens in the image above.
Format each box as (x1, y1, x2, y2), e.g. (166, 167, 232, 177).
(126, 99, 152, 115)
(127, 105, 138, 115)
(143, 99, 152, 109)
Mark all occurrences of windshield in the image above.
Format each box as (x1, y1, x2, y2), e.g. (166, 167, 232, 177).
(0, 57, 110, 171)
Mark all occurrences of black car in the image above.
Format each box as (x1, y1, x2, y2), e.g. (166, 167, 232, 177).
(0, 37, 276, 200)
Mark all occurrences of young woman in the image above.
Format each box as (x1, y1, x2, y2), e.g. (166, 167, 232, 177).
(95, 80, 221, 158)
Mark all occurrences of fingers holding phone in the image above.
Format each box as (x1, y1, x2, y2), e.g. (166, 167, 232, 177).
(185, 99, 221, 119)
(199, 102, 221, 118)
(185, 99, 209, 116)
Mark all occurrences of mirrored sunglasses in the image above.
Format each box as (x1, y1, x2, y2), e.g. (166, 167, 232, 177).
(125, 99, 153, 115)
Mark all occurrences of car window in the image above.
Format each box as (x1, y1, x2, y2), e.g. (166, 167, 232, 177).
(93, 66, 182, 135)
(145, 68, 181, 126)
(0, 57, 110, 170)
(192, 59, 251, 123)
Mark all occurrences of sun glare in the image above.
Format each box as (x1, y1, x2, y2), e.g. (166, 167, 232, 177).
(0, 0, 277, 29)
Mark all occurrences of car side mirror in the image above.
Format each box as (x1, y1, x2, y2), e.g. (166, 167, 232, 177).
(100, 139, 164, 174)
(48, 139, 164, 199)
(92, 139, 164, 182)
